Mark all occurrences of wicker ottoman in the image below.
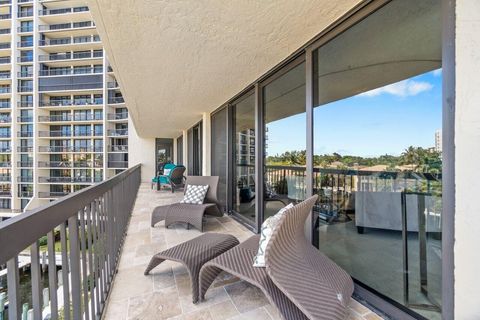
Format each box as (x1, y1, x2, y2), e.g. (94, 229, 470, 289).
(144, 233, 239, 303)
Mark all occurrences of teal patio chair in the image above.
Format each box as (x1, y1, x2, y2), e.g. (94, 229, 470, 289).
(151, 164, 186, 192)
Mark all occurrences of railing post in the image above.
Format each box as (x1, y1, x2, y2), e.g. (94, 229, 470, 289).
(68, 213, 82, 320)
(7, 256, 20, 320)
(30, 240, 43, 319)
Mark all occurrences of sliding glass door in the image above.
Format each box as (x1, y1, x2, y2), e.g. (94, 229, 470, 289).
(262, 60, 306, 220)
(231, 92, 256, 224)
(187, 122, 202, 176)
(312, 0, 442, 318)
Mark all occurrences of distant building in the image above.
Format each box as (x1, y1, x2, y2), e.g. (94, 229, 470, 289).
(435, 130, 442, 152)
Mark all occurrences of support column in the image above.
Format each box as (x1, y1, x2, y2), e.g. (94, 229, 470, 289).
(450, 1, 480, 318)
(202, 113, 211, 175)
(182, 130, 188, 175)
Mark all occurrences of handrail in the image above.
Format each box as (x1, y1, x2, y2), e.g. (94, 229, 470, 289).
(0, 164, 141, 319)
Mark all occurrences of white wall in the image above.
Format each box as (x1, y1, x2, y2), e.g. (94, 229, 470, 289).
(454, 1, 480, 318)
(128, 118, 156, 182)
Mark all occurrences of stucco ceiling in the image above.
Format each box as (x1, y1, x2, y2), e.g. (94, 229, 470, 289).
(87, 0, 362, 138)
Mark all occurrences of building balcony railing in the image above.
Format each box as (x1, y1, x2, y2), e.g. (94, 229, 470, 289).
(17, 176, 32, 182)
(39, 35, 101, 47)
(0, 147, 10, 152)
(0, 42, 10, 49)
(18, 86, 33, 92)
(39, 99, 103, 107)
(17, 146, 32, 152)
(38, 176, 97, 183)
(0, 175, 9, 182)
(108, 97, 124, 104)
(108, 161, 128, 168)
(18, 71, 33, 78)
(38, 161, 71, 168)
(18, 0, 32, 3)
(17, 161, 32, 167)
(39, 67, 102, 77)
(17, 56, 33, 63)
(0, 57, 10, 64)
(0, 191, 11, 197)
(0, 72, 10, 79)
(0, 0, 11, 5)
(38, 6, 89, 16)
(0, 102, 10, 108)
(107, 129, 128, 136)
(37, 191, 70, 198)
(17, 116, 33, 122)
(107, 81, 119, 89)
(18, 102, 33, 108)
(0, 132, 10, 138)
(18, 11, 33, 18)
(107, 113, 128, 120)
(110, 145, 128, 152)
(17, 40, 33, 47)
(0, 87, 11, 94)
(38, 131, 72, 138)
(73, 130, 102, 137)
(38, 146, 70, 153)
(38, 51, 103, 62)
(39, 82, 103, 92)
(18, 191, 33, 197)
(17, 131, 33, 137)
(38, 114, 102, 122)
(38, 21, 95, 33)
(0, 28, 10, 35)
(0, 161, 9, 167)
(0, 14, 11, 20)
(18, 25, 33, 33)
(0, 116, 10, 122)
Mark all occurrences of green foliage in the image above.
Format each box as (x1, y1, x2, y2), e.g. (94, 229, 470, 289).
(265, 146, 442, 174)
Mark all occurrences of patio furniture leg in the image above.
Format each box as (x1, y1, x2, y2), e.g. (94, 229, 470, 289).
(144, 255, 166, 275)
(199, 265, 223, 301)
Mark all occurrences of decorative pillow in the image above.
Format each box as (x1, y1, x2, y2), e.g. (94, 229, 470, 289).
(180, 184, 209, 205)
(163, 168, 171, 176)
(253, 203, 294, 268)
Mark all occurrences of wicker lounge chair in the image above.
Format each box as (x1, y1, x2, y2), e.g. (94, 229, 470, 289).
(151, 164, 186, 192)
(199, 195, 354, 320)
(151, 176, 223, 231)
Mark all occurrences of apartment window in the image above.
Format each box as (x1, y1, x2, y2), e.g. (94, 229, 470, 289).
(94, 124, 103, 136)
(74, 95, 90, 105)
(93, 139, 103, 152)
(74, 125, 91, 136)
(94, 109, 103, 120)
(94, 65, 103, 73)
(74, 65, 91, 74)
(20, 21, 33, 32)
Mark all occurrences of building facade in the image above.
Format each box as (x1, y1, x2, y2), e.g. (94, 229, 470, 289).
(0, 0, 128, 217)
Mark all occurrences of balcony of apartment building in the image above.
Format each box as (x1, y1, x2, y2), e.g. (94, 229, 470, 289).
(107, 128, 127, 137)
(39, 35, 102, 52)
(39, 97, 103, 108)
(38, 113, 103, 123)
(17, 160, 33, 168)
(106, 111, 128, 122)
(38, 130, 71, 138)
(0, 160, 9, 167)
(17, 176, 33, 183)
(0, 42, 10, 52)
(109, 144, 128, 152)
(0, 1, 10, 7)
(38, 5, 89, 21)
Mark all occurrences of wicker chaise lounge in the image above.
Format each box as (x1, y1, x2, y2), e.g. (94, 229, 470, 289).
(199, 195, 354, 320)
(151, 176, 223, 231)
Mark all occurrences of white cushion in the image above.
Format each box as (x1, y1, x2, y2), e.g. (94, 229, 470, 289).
(163, 168, 171, 175)
(253, 203, 294, 268)
(180, 184, 209, 205)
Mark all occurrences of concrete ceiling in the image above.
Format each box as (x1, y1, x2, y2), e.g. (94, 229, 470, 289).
(87, 0, 362, 138)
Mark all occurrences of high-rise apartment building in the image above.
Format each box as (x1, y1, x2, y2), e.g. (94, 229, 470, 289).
(435, 129, 442, 152)
(0, 0, 128, 217)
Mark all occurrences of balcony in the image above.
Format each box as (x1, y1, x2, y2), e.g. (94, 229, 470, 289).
(0, 72, 10, 79)
(17, 102, 32, 108)
(17, 146, 32, 152)
(37, 191, 70, 198)
(0, 161, 9, 167)
(38, 114, 103, 122)
(39, 67, 102, 77)
(18, 25, 33, 33)
(38, 6, 89, 16)
(18, 71, 33, 78)
(0, 115, 10, 122)
(18, 191, 33, 197)
(0, 56, 10, 64)
(108, 97, 124, 104)
(18, 86, 33, 92)
(38, 176, 94, 183)
(0, 175, 9, 182)
(17, 56, 33, 63)
(38, 131, 71, 138)
(107, 129, 128, 137)
(107, 161, 128, 168)
(0, 42, 10, 49)
(39, 21, 95, 32)
(38, 161, 71, 168)
(0, 190, 10, 196)
(39, 99, 103, 107)
(39, 35, 101, 47)
(17, 176, 33, 183)
(110, 145, 128, 152)
(17, 131, 33, 137)
(38, 146, 70, 153)
(17, 116, 33, 122)
(17, 161, 32, 167)
(39, 82, 103, 92)
(17, 40, 33, 48)
(107, 113, 128, 120)
(0, 14, 11, 20)
(0, 0, 10, 5)
(18, 11, 33, 18)
(0, 131, 10, 138)
(0, 86, 10, 94)
(38, 51, 103, 62)
(0, 28, 10, 35)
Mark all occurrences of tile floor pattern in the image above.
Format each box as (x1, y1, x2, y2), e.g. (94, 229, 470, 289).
(103, 183, 385, 320)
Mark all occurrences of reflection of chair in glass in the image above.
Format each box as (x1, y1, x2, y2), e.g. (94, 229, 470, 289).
(286, 175, 306, 202)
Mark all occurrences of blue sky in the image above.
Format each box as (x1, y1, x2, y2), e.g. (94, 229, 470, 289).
(266, 69, 442, 158)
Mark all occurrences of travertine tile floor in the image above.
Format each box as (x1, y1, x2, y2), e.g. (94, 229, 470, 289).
(103, 183, 385, 320)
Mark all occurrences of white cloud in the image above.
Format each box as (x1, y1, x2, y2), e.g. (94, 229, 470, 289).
(358, 79, 433, 98)
(432, 69, 442, 76)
